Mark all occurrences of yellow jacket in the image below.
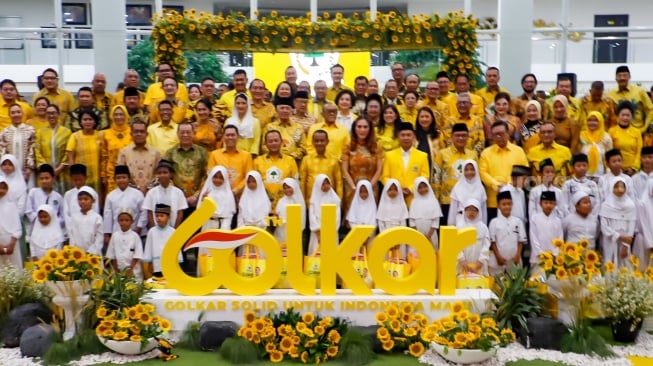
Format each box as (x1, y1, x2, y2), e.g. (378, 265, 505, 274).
(381, 147, 430, 201)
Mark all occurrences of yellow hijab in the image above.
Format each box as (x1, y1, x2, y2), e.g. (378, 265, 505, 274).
(110, 105, 130, 134)
(581, 111, 605, 174)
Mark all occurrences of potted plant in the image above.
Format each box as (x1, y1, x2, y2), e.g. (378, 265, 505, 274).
(491, 263, 545, 333)
(594, 261, 653, 343)
(95, 303, 172, 354)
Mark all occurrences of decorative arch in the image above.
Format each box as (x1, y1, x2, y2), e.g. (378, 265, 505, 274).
(152, 9, 481, 84)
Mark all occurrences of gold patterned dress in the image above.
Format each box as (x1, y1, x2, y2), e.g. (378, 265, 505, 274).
(66, 130, 101, 193)
(342, 143, 383, 209)
(101, 123, 133, 193)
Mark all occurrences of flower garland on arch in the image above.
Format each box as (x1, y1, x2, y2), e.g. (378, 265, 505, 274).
(151, 9, 482, 84)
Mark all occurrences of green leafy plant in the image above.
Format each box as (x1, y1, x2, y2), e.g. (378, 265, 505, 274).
(176, 313, 202, 350)
(492, 264, 545, 331)
(337, 327, 376, 365)
(0, 265, 53, 327)
(561, 318, 614, 357)
(42, 329, 105, 366)
(219, 337, 259, 364)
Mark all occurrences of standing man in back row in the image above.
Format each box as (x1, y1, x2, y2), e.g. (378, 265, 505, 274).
(607, 65, 653, 142)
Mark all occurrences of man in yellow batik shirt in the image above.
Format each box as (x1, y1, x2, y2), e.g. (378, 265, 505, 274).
(443, 74, 485, 120)
(475, 67, 510, 113)
(578, 81, 617, 130)
(326, 64, 352, 102)
(441, 93, 485, 156)
(33, 68, 75, 120)
(264, 98, 306, 164)
(91, 73, 116, 116)
(479, 120, 528, 217)
(300, 129, 343, 204)
(309, 80, 332, 123)
(219, 69, 252, 114)
(254, 130, 299, 210)
(546, 76, 581, 122)
(0, 79, 33, 129)
(433, 123, 477, 220)
(249, 79, 276, 129)
(144, 63, 188, 110)
(607, 65, 653, 134)
(417, 81, 451, 130)
(526, 122, 572, 179)
(306, 103, 349, 159)
(115, 69, 145, 108)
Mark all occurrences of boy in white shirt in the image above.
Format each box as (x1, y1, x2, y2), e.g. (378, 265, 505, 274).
(63, 164, 100, 233)
(25, 164, 64, 228)
(68, 186, 103, 255)
(103, 165, 146, 247)
(564, 190, 599, 249)
(633, 146, 653, 197)
(106, 208, 143, 280)
(499, 165, 529, 224)
(142, 160, 187, 229)
(562, 154, 600, 216)
(529, 190, 563, 267)
(529, 158, 566, 220)
(489, 191, 526, 275)
(598, 149, 635, 201)
(143, 203, 182, 278)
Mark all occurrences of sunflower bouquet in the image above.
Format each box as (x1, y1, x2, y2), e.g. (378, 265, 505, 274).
(375, 302, 431, 357)
(536, 238, 601, 281)
(236, 310, 344, 364)
(95, 303, 172, 347)
(431, 301, 516, 352)
(32, 247, 103, 283)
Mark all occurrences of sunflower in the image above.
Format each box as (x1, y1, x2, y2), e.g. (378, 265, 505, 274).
(314, 325, 325, 336)
(456, 309, 469, 321)
(32, 269, 47, 282)
(70, 247, 84, 260)
(300, 351, 309, 363)
(403, 326, 417, 337)
(389, 319, 402, 332)
(451, 301, 465, 314)
(585, 250, 599, 265)
(244, 311, 256, 323)
(579, 238, 590, 248)
(328, 329, 341, 343)
(279, 336, 294, 352)
(605, 261, 615, 273)
(269, 350, 283, 363)
(102, 329, 115, 338)
(401, 312, 413, 324)
(159, 318, 172, 332)
(386, 305, 399, 318)
(555, 267, 568, 280)
(552, 238, 564, 248)
(143, 304, 155, 313)
(301, 312, 315, 324)
(118, 320, 132, 328)
(46, 249, 59, 260)
(326, 346, 338, 357)
(377, 327, 390, 341)
(253, 319, 266, 332)
(265, 342, 276, 353)
(408, 342, 425, 357)
(304, 339, 318, 348)
(129, 334, 142, 342)
(630, 255, 640, 268)
(139, 312, 153, 325)
(401, 303, 414, 314)
(382, 339, 395, 351)
(375, 312, 388, 324)
(113, 331, 128, 341)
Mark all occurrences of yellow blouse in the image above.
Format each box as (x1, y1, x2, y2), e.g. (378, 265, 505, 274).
(101, 124, 133, 192)
(66, 130, 101, 192)
(375, 125, 399, 152)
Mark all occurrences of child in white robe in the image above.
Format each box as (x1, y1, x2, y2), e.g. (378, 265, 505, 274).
(635, 179, 653, 270)
(274, 177, 305, 244)
(0, 154, 27, 215)
(529, 190, 563, 267)
(489, 191, 526, 275)
(0, 177, 23, 268)
(106, 208, 143, 280)
(564, 190, 599, 249)
(308, 174, 341, 254)
(68, 186, 103, 255)
(346, 180, 377, 252)
(500, 165, 529, 224)
(409, 177, 442, 252)
(529, 158, 567, 221)
(377, 179, 409, 258)
(632, 146, 653, 197)
(63, 164, 100, 232)
(103, 165, 146, 241)
(143, 203, 181, 278)
(29, 204, 64, 260)
(562, 153, 601, 216)
(142, 160, 188, 229)
(238, 171, 271, 257)
(200, 165, 237, 231)
(25, 164, 64, 230)
(456, 198, 490, 276)
(598, 149, 636, 201)
(599, 177, 637, 268)
(448, 159, 486, 225)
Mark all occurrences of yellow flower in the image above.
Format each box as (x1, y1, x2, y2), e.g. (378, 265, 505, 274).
(375, 312, 388, 324)
(143, 304, 155, 313)
(408, 342, 425, 357)
(159, 318, 171, 332)
(456, 309, 469, 321)
(630, 255, 640, 268)
(314, 325, 325, 336)
(139, 312, 152, 325)
(401, 312, 413, 324)
(301, 312, 315, 324)
(389, 319, 402, 332)
(555, 267, 568, 280)
(403, 326, 418, 337)
(295, 322, 307, 332)
(454, 333, 467, 343)
(118, 320, 132, 328)
(579, 239, 590, 248)
(555, 256, 565, 266)
(451, 301, 465, 314)
(32, 269, 47, 282)
(300, 351, 309, 363)
(481, 318, 496, 329)
(253, 319, 266, 332)
(102, 329, 115, 338)
(401, 303, 414, 314)
(386, 305, 399, 318)
(126, 307, 139, 319)
(605, 261, 615, 273)
(279, 336, 294, 352)
(265, 342, 276, 353)
(552, 238, 564, 248)
(328, 329, 341, 343)
(130, 335, 142, 342)
(382, 339, 395, 351)
(585, 250, 599, 265)
(304, 339, 318, 348)
(46, 249, 59, 260)
(113, 331, 128, 341)
(244, 311, 256, 323)
(270, 350, 283, 363)
(377, 327, 390, 341)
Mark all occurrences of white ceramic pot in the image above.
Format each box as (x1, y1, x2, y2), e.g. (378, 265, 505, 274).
(431, 342, 495, 364)
(46, 280, 91, 340)
(99, 336, 158, 355)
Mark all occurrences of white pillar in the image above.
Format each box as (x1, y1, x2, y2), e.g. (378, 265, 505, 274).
(311, 0, 318, 22)
(497, 0, 533, 93)
(250, 0, 258, 20)
(91, 0, 127, 91)
(53, 0, 65, 83)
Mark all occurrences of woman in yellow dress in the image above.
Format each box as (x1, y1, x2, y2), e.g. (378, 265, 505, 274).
(27, 97, 50, 131)
(609, 101, 642, 175)
(225, 93, 261, 157)
(34, 104, 72, 194)
(101, 105, 133, 193)
(375, 104, 401, 152)
(484, 92, 522, 145)
(66, 110, 101, 194)
(399, 91, 420, 125)
(192, 98, 222, 151)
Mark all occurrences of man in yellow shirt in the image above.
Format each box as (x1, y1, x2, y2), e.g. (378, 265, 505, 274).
(115, 69, 145, 108)
(512, 73, 549, 122)
(144, 62, 189, 110)
(441, 93, 485, 156)
(255, 130, 299, 210)
(219, 69, 252, 113)
(326, 64, 352, 102)
(249, 79, 276, 129)
(291, 90, 317, 133)
(578, 81, 617, 129)
(526, 122, 572, 179)
(264, 98, 306, 164)
(546, 76, 581, 121)
(479, 120, 529, 218)
(33, 68, 75, 119)
(607, 65, 653, 134)
(381, 122, 429, 204)
(443, 73, 485, 120)
(122, 87, 149, 123)
(146, 100, 179, 154)
(352, 76, 368, 115)
(300, 130, 343, 203)
(433, 123, 477, 221)
(91, 73, 115, 116)
(417, 81, 450, 130)
(436, 71, 454, 101)
(306, 103, 349, 158)
(309, 80, 332, 123)
(475, 67, 510, 113)
(0, 79, 33, 129)
(207, 125, 254, 198)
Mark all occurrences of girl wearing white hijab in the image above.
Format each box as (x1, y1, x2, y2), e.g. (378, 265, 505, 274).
(456, 198, 490, 276)
(29, 204, 64, 260)
(308, 174, 341, 254)
(238, 171, 271, 257)
(0, 176, 23, 268)
(377, 179, 409, 258)
(274, 178, 305, 243)
(226, 93, 261, 156)
(200, 166, 237, 231)
(448, 159, 486, 225)
(0, 154, 27, 215)
(635, 179, 653, 270)
(346, 180, 377, 251)
(599, 177, 637, 268)
(409, 177, 443, 251)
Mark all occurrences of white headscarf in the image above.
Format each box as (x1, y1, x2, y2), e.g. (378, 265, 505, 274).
(450, 159, 486, 204)
(78, 185, 98, 203)
(346, 180, 377, 226)
(309, 174, 341, 231)
(0, 154, 27, 206)
(571, 189, 590, 206)
(456, 198, 489, 239)
(29, 204, 64, 251)
(276, 178, 306, 228)
(599, 176, 636, 220)
(376, 179, 408, 222)
(226, 93, 255, 138)
(199, 165, 236, 217)
(0, 176, 22, 239)
(409, 177, 443, 220)
(239, 171, 271, 223)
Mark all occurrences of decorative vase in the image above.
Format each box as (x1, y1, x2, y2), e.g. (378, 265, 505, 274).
(431, 342, 495, 364)
(46, 280, 91, 340)
(98, 336, 158, 355)
(611, 319, 643, 343)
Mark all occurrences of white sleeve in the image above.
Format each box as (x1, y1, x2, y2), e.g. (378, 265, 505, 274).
(309, 204, 320, 231)
(132, 233, 144, 260)
(143, 230, 153, 262)
(89, 216, 104, 255)
(106, 235, 117, 259)
(102, 196, 114, 234)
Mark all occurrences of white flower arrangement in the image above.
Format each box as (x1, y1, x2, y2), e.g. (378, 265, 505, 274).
(594, 268, 653, 324)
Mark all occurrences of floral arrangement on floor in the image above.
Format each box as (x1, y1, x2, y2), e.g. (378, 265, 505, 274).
(95, 303, 172, 347)
(152, 9, 481, 84)
(537, 238, 601, 281)
(375, 302, 432, 357)
(235, 309, 346, 363)
(31, 247, 103, 283)
(0, 265, 52, 321)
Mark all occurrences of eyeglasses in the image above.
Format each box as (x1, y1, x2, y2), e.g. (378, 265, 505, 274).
(42, 76, 57, 80)
(425, 87, 438, 91)
(392, 68, 404, 72)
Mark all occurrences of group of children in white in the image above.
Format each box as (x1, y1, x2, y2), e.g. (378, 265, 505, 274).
(1, 144, 653, 282)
